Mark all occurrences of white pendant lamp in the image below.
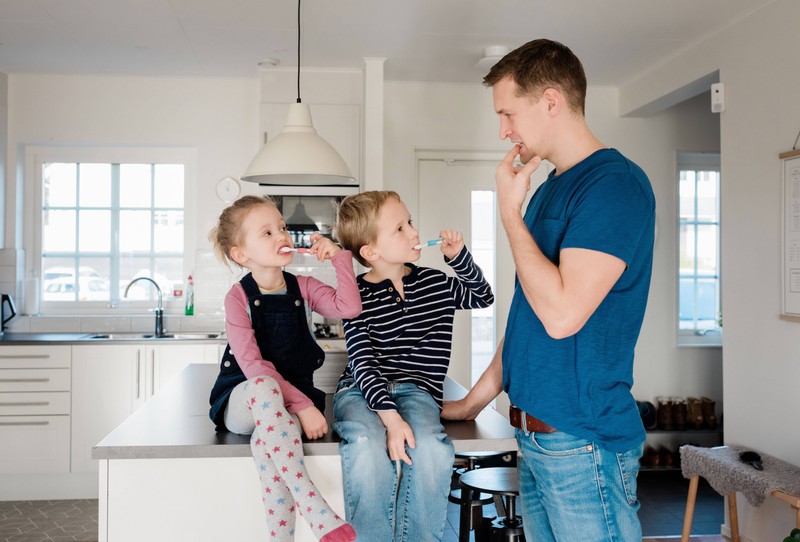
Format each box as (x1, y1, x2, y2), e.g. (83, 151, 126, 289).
(241, 0, 355, 186)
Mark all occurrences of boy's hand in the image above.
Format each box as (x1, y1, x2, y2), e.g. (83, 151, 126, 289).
(438, 228, 464, 260)
(378, 410, 415, 465)
(295, 405, 328, 440)
(308, 232, 341, 262)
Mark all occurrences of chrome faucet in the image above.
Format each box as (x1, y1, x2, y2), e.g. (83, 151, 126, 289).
(124, 277, 164, 337)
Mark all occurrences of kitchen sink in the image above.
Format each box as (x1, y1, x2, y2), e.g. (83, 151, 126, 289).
(157, 332, 223, 340)
(87, 333, 157, 339)
(86, 332, 223, 340)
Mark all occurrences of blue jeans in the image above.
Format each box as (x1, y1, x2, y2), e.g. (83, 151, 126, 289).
(333, 383, 454, 542)
(516, 428, 643, 542)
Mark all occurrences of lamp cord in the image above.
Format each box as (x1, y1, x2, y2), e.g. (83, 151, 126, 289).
(296, 0, 301, 104)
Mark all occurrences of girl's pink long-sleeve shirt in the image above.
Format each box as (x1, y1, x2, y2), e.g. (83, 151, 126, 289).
(223, 250, 361, 414)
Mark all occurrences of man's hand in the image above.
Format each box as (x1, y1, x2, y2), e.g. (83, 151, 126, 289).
(378, 410, 415, 465)
(295, 405, 328, 440)
(496, 144, 542, 216)
(441, 398, 482, 421)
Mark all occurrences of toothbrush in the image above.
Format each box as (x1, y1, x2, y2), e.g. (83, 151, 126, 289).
(279, 247, 311, 254)
(414, 238, 443, 250)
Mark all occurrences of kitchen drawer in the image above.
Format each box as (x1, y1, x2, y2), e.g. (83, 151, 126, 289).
(0, 391, 70, 415)
(0, 368, 71, 392)
(0, 345, 71, 369)
(0, 415, 70, 474)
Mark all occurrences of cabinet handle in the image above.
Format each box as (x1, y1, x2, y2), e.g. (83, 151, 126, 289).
(136, 350, 141, 400)
(0, 378, 50, 383)
(0, 421, 50, 426)
(0, 401, 50, 407)
(0, 354, 51, 359)
(149, 350, 155, 397)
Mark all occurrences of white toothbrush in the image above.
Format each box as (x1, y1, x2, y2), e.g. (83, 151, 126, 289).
(279, 247, 311, 254)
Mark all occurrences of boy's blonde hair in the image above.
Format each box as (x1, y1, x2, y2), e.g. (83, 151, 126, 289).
(335, 190, 401, 267)
(209, 195, 278, 270)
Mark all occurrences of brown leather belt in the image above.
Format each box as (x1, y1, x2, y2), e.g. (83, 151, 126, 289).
(509, 405, 557, 433)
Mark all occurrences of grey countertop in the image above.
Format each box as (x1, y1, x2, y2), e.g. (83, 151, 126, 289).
(93, 363, 517, 460)
(0, 332, 226, 344)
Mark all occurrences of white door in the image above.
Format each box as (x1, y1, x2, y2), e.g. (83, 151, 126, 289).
(416, 154, 549, 390)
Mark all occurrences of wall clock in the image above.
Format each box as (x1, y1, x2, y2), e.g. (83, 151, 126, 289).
(216, 176, 241, 202)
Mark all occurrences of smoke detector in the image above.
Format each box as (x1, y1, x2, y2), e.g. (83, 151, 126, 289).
(476, 45, 510, 70)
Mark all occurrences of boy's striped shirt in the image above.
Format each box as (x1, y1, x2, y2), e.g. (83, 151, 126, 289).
(340, 247, 493, 410)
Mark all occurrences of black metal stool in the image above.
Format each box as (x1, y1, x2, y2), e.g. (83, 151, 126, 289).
(459, 467, 525, 542)
(450, 451, 511, 542)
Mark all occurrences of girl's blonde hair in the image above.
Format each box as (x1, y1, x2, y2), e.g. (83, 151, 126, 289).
(209, 195, 278, 270)
(335, 190, 400, 267)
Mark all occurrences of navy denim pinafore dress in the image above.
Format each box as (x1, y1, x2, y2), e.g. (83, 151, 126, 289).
(209, 272, 326, 430)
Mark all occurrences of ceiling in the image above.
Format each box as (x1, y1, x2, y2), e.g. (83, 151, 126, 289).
(0, 0, 776, 86)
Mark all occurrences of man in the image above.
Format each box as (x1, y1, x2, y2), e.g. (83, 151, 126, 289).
(442, 39, 655, 541)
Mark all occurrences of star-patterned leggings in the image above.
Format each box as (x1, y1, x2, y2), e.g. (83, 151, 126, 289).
(224, 376, 356, 542)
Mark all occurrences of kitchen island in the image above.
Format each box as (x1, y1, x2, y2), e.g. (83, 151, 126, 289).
(93, 363, 516, 542)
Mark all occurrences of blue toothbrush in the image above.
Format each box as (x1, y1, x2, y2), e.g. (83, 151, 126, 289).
(414, 238, 443, 250)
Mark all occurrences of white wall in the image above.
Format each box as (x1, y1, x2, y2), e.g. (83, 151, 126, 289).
(7, 74, 259, 262)
(0, 72, 7, 247)
(621, 0, 800, 538)
(384, 80, 723, 407)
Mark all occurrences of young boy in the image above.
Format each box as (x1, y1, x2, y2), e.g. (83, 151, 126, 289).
(332, 190, 494, 541)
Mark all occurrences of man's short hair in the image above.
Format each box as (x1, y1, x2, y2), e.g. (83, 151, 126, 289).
(483, 38, 587, 115)
(335, 190, 401, 267)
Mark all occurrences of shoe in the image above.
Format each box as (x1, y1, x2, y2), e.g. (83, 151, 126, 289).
(641, 445, 661, 468)
(636, 401, 657, 430)
(686, 397, 704, 430)
(700, 397, 717, 430)
(658, 446, 674, 468)
(656, 397, 673, 430)
(671, 397, 688, 431)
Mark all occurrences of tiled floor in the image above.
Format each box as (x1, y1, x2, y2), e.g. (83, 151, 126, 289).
(0, 471, 720, 542)
(0, 500, 97, 542)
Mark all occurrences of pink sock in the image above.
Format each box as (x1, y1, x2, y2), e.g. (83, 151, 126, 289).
(319, 523, 356, 542)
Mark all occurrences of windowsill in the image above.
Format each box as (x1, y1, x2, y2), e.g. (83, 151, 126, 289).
(677, 330, 723, 348)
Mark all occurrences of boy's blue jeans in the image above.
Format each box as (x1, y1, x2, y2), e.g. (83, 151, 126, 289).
(333, 383, 454, 542)
(515, 428, 643, 541)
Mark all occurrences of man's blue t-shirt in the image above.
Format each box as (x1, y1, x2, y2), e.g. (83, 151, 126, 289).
(502, 148, 655, 452)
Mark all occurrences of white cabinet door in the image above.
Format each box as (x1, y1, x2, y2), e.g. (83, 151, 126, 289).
(0, 415, 71, 474)
(71, 343, 221, 474)
(150, 344, 219, 394)
(71, 345, 141, 473)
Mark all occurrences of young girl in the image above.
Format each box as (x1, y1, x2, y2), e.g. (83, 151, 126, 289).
(208, 195, 360, 542)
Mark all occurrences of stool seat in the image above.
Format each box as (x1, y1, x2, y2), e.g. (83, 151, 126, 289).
(459, 467, 519, 496)
(459, 467, 524, 542)
(452, 453, 516, 542)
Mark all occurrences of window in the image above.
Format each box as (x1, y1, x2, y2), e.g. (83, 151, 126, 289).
(30, 147, 195, 313)
(471, 190, 496, 386)
(677, 152, 721, 346)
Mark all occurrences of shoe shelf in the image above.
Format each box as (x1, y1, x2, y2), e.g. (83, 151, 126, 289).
(645, 425, 723, 435)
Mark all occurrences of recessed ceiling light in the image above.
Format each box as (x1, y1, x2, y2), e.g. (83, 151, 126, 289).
(476, 45, 510, 70)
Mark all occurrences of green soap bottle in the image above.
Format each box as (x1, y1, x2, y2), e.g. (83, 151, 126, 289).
(184, 275, 194, 316)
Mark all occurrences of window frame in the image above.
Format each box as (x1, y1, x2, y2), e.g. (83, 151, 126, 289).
(676, 151, 722, 347)
(26, 146, 198, 315)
